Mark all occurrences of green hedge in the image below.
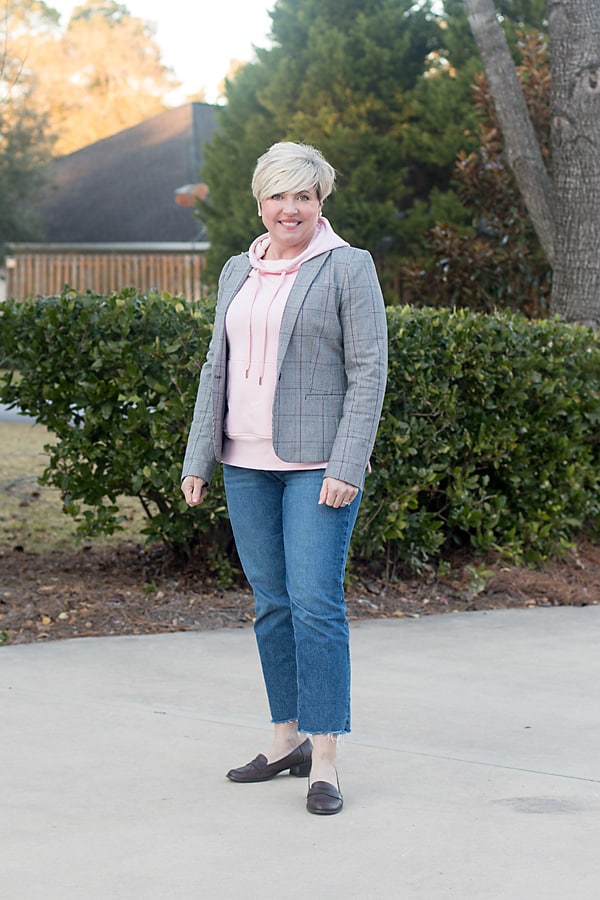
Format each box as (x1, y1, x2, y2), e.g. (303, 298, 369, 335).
(1, 290, 598, 568)
(363, 307, 599, 566)
(0, 289, 226, 562)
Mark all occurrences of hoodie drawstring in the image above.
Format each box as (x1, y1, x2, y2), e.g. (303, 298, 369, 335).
(244, 270, 260, 380)
(245, 269, 287, 384)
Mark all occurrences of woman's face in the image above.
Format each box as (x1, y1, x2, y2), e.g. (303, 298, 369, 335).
(258, 187, 322, 258)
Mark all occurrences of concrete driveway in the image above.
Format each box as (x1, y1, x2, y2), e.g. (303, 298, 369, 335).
(2, 607, 600, 899)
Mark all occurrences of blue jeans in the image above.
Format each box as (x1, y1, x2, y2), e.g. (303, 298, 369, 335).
(223, 465, 361, 735)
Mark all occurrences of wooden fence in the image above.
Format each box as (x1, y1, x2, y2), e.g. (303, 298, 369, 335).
(5, 243, 211, 301)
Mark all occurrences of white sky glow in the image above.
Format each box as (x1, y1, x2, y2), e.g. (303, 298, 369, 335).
(49, 0, 276, 104)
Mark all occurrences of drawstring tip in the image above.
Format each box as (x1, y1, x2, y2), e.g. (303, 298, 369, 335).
(245, 370, 249, 379)
(258, 376, 263, 385)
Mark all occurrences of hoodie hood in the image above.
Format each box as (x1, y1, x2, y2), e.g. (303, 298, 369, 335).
(248, 216, 349, 273)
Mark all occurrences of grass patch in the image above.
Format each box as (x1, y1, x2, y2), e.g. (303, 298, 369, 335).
(0, 419, 148, 552)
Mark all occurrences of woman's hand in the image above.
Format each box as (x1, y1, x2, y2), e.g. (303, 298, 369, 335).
(318, 476, 359, 509)
(181, 475, 208, 507)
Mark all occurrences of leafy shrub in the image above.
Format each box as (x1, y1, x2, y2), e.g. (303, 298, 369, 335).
(358, 307, 599, 568)
(0, 288, 231, 562)
(1, 291, 598, 570)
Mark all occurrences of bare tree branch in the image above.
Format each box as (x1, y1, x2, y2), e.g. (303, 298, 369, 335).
(464, 0, 556, 267)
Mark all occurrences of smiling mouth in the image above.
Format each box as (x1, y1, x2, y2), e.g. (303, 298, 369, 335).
(279, 220, 300, 227)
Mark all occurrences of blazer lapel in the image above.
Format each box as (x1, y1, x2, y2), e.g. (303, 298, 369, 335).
(219, 251, 331, 374)
(277, 252, 330, 372)
(220, 256, 252, 311)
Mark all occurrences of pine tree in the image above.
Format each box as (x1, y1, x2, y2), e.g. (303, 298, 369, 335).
(197, 0, 441, 291)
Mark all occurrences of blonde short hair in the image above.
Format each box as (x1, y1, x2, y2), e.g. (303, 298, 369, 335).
(251, 142, 336, 203)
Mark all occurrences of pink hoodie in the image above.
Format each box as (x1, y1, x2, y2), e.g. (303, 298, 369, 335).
(221, 217, 348, 470)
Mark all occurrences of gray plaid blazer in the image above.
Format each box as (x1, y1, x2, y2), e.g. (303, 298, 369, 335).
(182, 245, 388, 488)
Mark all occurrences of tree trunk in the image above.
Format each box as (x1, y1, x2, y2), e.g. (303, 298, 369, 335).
(549, 0, 600, 327)
(464, 0, 555, 267)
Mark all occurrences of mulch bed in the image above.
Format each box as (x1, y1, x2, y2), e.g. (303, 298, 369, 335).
(1, 538, 599, 645)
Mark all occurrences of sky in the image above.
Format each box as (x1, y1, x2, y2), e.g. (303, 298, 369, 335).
(50, 0, 276, 104)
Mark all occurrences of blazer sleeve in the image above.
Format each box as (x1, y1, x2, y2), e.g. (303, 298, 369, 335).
(180, 336, 219, 485)
(180, 257, 237, 484)
(325, 249, 388, 487)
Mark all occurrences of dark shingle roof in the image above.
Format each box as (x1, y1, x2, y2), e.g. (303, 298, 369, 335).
(37, 103, 218, 243)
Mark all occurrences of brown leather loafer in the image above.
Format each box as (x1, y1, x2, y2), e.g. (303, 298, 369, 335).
(306, 777, 343, 815)
(226, 738, 312, 783)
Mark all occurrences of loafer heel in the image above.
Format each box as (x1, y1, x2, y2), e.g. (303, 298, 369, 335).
(226, 738, 313, 783)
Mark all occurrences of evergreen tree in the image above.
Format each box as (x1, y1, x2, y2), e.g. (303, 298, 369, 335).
(197, 64, 282, 282)
(197, 0, 441, 292)
(0, 101, 52, 253)
(198, 0, 549, 295)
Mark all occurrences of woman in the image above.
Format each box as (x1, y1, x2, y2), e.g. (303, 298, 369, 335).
(181, 141, 387, 815)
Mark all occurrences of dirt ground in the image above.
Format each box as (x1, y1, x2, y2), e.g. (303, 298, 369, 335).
(1, 537, 599, 645)
(1, 419, 598, 646)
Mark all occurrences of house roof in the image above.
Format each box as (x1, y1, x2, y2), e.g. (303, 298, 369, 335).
(36, 103, 218, 244)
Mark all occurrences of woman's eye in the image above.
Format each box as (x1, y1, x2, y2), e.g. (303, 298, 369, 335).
(299, 194, 310, 201)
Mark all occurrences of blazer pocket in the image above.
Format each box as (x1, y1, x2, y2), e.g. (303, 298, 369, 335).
(305, 391, 345, 397)
(303, 392, 345, 428)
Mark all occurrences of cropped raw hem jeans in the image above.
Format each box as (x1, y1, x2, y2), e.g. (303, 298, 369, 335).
(223, 465, 361, 736)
